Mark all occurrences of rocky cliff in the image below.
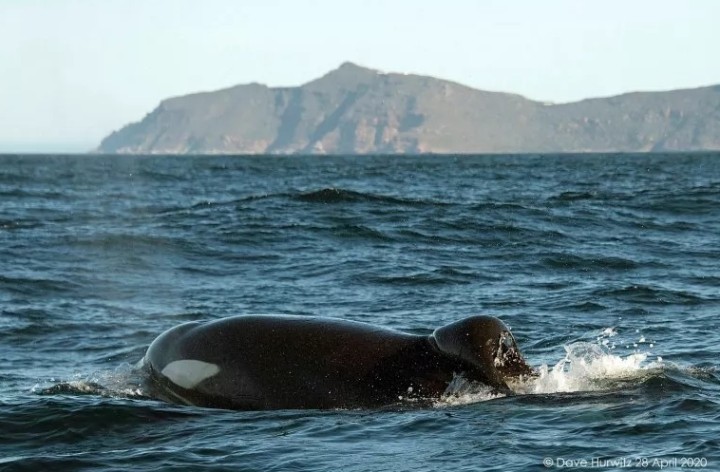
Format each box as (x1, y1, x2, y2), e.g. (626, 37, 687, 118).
(98, 62, 720, 154)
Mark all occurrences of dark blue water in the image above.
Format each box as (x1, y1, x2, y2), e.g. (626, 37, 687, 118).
(1, 153, 719, 471)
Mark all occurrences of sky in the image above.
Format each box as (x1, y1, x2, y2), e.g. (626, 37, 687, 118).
(1, 0, 719, 152)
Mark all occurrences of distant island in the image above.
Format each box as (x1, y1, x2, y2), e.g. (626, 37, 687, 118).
(98, 62, 720, 154)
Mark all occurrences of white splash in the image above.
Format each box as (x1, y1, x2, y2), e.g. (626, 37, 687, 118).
(511, 342, 663, 394)
(436, 376, 505, 407)
(32, 363, 148, 398)
(601, 327, 617, 337)
(436, 327, 666, 406)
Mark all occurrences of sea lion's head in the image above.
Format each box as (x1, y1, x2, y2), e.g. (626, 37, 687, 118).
(431, 315, 533, 392)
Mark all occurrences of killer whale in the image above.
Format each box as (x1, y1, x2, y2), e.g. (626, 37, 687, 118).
(142, 314, 532, 410)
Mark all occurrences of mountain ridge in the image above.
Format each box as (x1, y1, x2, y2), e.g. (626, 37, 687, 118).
(98, 63, 720, 154)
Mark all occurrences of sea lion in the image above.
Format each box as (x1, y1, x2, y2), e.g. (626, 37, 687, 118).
(142, 314, 532, 410)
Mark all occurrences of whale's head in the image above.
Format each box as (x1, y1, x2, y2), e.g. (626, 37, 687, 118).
(142, 321, 223, 405)
(432, 315, 533, 392)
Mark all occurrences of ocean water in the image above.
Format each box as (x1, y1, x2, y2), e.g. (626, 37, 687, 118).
(1, 153, 719, 471)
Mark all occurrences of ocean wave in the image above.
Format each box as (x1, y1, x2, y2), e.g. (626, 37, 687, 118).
(0, 218, 44, 230)
(540, 253, 640, 271)
(0, 275, 81, 296)
(294, 188, 444, 206)
(0, 188, 68, 199)
(547, 191, 597, 202)
(151, 187, 438, 218)
(593, 284, 709, 305)
(65, 233, 189, 255)
(323, 223, 395, 242)
(3, 396, 193, 446)
(359, 268, 476, 286)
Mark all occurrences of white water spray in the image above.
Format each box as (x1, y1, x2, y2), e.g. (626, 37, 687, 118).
(437, 326, 665, 406)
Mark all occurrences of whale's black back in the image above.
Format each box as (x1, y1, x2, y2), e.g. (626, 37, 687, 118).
(144, 315, 463, 409)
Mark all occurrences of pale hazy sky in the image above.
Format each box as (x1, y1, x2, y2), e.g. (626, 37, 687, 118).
(1, 0, 719, 152)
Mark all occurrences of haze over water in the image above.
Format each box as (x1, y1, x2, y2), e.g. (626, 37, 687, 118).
(1, 153, 719, 471)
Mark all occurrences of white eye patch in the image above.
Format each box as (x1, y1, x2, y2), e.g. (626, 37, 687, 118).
(161, 359, 220, 389)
